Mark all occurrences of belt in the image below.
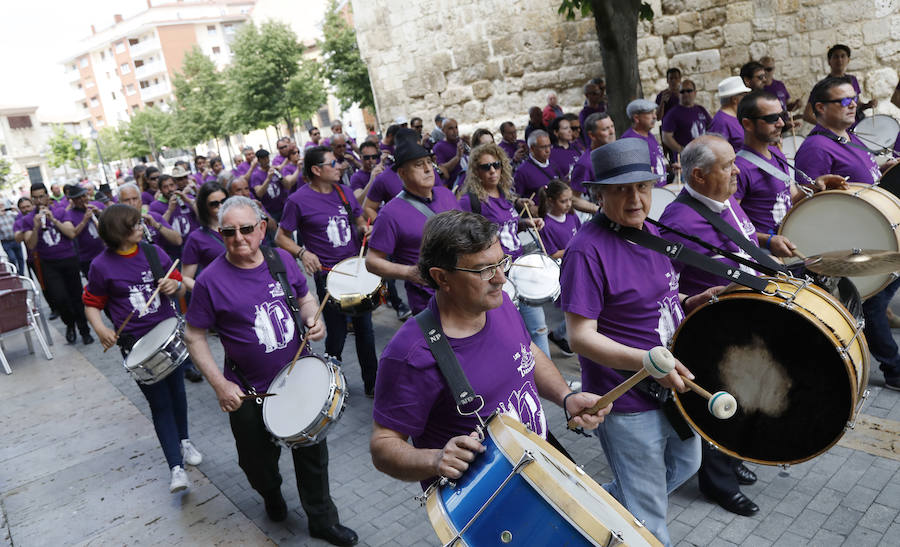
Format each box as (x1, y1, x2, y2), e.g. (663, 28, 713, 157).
(1, 238, 14, 243)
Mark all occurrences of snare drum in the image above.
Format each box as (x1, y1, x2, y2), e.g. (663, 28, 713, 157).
(779, 183, 900, 299)
(853, 114, 900, 154)
(123, 317, 188, 384)
(649, 185, 677, 221)
(425, 414, 661, 546)
(502, 278, 519, 309)
(780, 135, 805, 161)
(262, 354, 347, 447)
(325, 257, 385, 315)
(671, 276, 868, 465)
(507, 254, 561, 305)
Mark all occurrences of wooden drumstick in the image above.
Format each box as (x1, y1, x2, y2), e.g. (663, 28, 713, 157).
(517, 192, 536, 218)
(679, 374, 737, 419)
(567, 347, 675, 429)
(103, 259, 180, 353)
(792, 249, 808, 261)
(523, 204, 548, 256)
(286, 293, 329, 376)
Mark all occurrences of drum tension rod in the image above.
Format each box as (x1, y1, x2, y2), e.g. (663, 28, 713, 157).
(847, 389, 872, 430)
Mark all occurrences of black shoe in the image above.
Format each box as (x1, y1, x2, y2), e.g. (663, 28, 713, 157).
(310, 523, 358, 546)
(262, 489, 287, 522)
(82, 332, 94, 345)
(49, 311, 59, 321)
(396, 303, 412, 321)
(704, 490, 759, 516)
(184, 367, 204, 383)
(65, 324, 76, 344)
(735, 463, 757, 485)
(365, 385, 375, 399)
(885, 376, 900, 392)
(548, 332, 575, 357)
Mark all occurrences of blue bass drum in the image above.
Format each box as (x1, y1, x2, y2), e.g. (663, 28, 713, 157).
(424, 414, 661, 546)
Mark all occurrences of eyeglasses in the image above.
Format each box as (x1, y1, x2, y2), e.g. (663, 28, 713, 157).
(148, 176, 159, 181)
(362, 154, 379, 161)
(219, 222, 259, 237)
(764, 67, 774, 72)
(750, 111, 787, 124)
(412, 125, 423, 130)
(821, 96, 858, 107)
(318, 159, 338, 168)
(477, 161, 502, 172)
(207, 200, 224, 209)
(452, 255, 512, 281)
(680, 88, 696, 93)
(570, 125, 581, 132)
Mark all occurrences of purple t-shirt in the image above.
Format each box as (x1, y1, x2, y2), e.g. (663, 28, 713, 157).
(182, 227, 225, 270)
(232, 161, 251, 178)
(655, 90, 680, 116)
(542, 212, 581, 256)
(513, 159, 564, 205)
(499, 139, 525, 162)
(569, 148, 594, 194)
(140, 211, 178, 258)
(708, 110, 745, 152)
(368, 187, 460, 313)
(365, 168, 404, 205)
(249, 165, 289, 217)
(620, 131, 667, 187)
(373, 294, 546, 488)
(579, 104, 606, 147)
(149, 198, 200, 243)
(20, 209, 77, 261)
(186, 249, 310, 392)
(85, 244, 177, 338)
(795, 125, 880, 184)
(560, 220, 684, 412)
(549, 145, 581, 181)
(64, 203, 106, 263)
(458, 194, 523, 258)
(661, 104, 711, 148)
(658, 192, 759, 296)
(734, 145, 793, 233)
(141, 191, 155, 206)
(764, 79, 790, 110)
(349, 169, 371, 193)
(280, 183, 361, 269)
(433, 140, 464, 187)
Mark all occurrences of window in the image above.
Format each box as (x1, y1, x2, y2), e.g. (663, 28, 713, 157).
(71, 63, 77, 71)
(111, 92, 117, 100)
(80, 57, 88, 68)
(126, 84, 136, 95)
(82, 101, 88, 109)
(7, 116, 32, 129)
(26, 166, 43, 184)
(0, 145, 7, 155)
(128, 38, 139, 46)
(120, 62, 131, 74)
(96, 118, 105, 127)
(85, 80, 95, 88)
(318, 108, 331, 128)
(100, 51, 105, 60)
(115, 41, 125, 53)
(207, 25, 216, 35)
(90, 96, 99, 107)
(77, 83, 82, 89)
(134, 59, 144, 68)
(212, 46, 221, 54)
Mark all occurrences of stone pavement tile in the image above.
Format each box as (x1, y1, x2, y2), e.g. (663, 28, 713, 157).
(859, 503, 899, 532)
(841, 485, 880, 512)
(705, 503, 738, 525)
(810, 528, 847, 544)
(880, 522, 900, 546)
(366, 520, 409, 547)
(770, 531, 807, 547)
(822, 506, 864, 535)
(843, 525, 884, 547)
(826, 461, 872, 493)
(790, 508, 829, 538)
(740, 534, 773, 547)
(716, 512, 759, 544)
(870, 456, 900, 472)
(761, 476, 798, 501)
(395, 520, 437, 546)
(753, 511, 794, 541)
(807, 487, 844, 515)
(673, 493, 715, 526)
(859, 465, 898, 491)
(667, 520, 693, 545)
(707, 539, 738, 547)
(874, 482, 900, 510)
(680, 516, 725, 545)
(772, 490, 814, 518)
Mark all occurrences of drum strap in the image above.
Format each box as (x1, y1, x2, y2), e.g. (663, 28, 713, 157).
(139, 242, 177, 313)
(672, 193, 788, 275)
(333, 183, 355, 218)
(397, 190, 436, 219)
(413, 308, 486, 423)
(590, 213, 770, 292)
(260, 246, 306, 341)
(735, 149, 799, 186)
(812, 129, 877, 155)
(467, 191, 482, 215)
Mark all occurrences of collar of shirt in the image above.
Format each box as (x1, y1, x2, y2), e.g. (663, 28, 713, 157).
(403, 187, 433, 204)
(685, 183, 728, 213)
(529, 154, 550, 168)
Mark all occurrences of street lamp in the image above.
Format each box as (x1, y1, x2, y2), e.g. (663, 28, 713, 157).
(90, 128, 108, 185)
(72, 138, 86, 179)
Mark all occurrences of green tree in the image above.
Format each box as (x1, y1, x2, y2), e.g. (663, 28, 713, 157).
(120, 106, 177, 163)
(46, 126, 78, 169)
(172, 47, 227, 148)
(87, 126, 126, 164)
(559, 0, 654, 136)
(320, 0, 374, 111)
(0, 157, 22, 191)
(286, 59, 328, 127)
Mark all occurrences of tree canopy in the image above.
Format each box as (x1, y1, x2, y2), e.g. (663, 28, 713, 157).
(172, 46, 228, 146)
(46, 126, 79, 169)
(120, 105, 178, 162)
(319, 0, 374, 111)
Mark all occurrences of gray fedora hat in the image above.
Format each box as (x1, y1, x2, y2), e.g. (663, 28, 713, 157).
(586, 138, 658, 185)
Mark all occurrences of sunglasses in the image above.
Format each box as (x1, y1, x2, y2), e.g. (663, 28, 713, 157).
(750, 111, 787, 124)
(219, 222, 259, 237)
(148, 176, 159, 181)
(318, 159, 338, 168)
(570, 126, 581, 131)
(680, 88, 695, 93)
(821, 96, 858, 107)
(764, 67, 774, 72)
(207, 199, 224, 209)
(362, 154, 379, 161)
(477, 161, 502, 172)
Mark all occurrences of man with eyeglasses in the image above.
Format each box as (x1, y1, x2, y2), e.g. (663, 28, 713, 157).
(513, 130, 564, 206)
(249, 149, 297, 223)
(184, 196, 358, 546)
(370, 210, 610, 490)
(330, 134, 360, 186)
(306, 127, 322, 149)
(661, 79, 711, 156)
(349, 141, 385, 202)
(118, 183, 183, 251)
(802, 44, 877, 125)
(579, 81, 607, 149)
(409, 116, 424, 141)
(498, 121, 527, 165)
(271, 137, 293, 168)
(622, 99, 672, 187)
(795, 76, 900, 392)
(433, 118, 467, 188)
(760, 56, 800, 113)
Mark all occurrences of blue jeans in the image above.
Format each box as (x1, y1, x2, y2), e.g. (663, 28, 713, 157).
(595, 409, 700, 547)
(137, 364, 189, 469)
(518, 302, 550, 357)
(2, 239, 24, 275)
(314, 274, 378, 391)
(863, 277, 900, 381)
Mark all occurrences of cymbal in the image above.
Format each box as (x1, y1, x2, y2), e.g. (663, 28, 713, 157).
(804, 249, 900, 277)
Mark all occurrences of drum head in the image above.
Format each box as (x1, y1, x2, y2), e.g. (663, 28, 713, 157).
(263, 356, 332, 438)
(853, 114, 900, 154)
(125, 317, 179, 368)
(780, 136, 805, 161)
(649, 187, 676, 221)
(672, 298, 854, 464)
(326, 257, 382, 297)
(502, 278, 518, 303)
(507, 254, 560, 302)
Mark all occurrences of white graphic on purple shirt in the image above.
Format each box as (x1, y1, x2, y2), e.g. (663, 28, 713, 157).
(42, 225, 61, 247)
(128, 280, 160, 318)
(499, 218, 521, 253)
(325, 215, 352, 248)
(772, 193, 788, 226)
(87, 221, 99, 239)
(499, 380, 546, 437)
(253, 300, 294, 353)
(515, 342, 535, 377)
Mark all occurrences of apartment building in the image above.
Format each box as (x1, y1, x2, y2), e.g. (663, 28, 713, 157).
(61, 0, 255, 130)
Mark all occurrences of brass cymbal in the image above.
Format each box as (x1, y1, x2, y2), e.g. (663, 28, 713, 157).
(804, 249, 900, 277)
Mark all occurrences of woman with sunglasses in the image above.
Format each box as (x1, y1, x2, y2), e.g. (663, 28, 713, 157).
(549, 117, 580, 181)
(83, 204, 202, 494)
(142, 166, 161, 206)
(458, 143, 551, 358)
(181, 182, 228, 291)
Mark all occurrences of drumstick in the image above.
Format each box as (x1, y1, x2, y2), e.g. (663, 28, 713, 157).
(286, 293, 329, 376)
(679, 374, 738, 419)
(102, 259, 180, 353)
(322, 266, 354, 277)
(523, 204, 548, 255)
(792, 249, 808, 261)
(566, 368, 651, 428)
(510, 262, 543, 269)
(239, 392, 276, 400)
(356, 217, 372, 275)
(518, 192, 536, 218)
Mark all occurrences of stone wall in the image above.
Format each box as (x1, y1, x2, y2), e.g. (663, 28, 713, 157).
(351, 0, 900, 134)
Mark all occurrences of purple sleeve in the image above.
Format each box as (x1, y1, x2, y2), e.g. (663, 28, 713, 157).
(148, 200, 166, 215)
(280, 248, 309, 299)
(372, 347, 442, 437)
(660, 109, 676, 132)
(366, 173, 387, 204)
(433, 142, 455, 164)
(559, 245, 605, 320)
(151, 211, 173, 231)
(85, 258, 107, 297)
(185, 274, 215, 330)
(794, 139, 831, 182)
(280, 198, 300, 233)
(182, 232, 201, 266)
(368, 211, 398, 254)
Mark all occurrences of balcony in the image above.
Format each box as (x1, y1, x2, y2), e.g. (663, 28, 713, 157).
(128, 36, 161, 59)
(134, 60, 166, 80)
(139, 81, 171, 102)
(66, 69, 82, 83)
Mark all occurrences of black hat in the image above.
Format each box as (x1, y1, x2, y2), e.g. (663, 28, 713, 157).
(255, 149, 270, 159)
(391, 128, 430, 171)
(66, 184, 87, 198)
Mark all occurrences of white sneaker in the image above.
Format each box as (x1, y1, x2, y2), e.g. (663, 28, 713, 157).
(181, 439, 203, 466)
(170, 465, 189, 493)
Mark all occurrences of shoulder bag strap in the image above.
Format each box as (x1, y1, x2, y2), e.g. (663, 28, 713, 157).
(260, 245, 306, 338)
(467, 191, 482, 215)
(397, 190, 436, 219)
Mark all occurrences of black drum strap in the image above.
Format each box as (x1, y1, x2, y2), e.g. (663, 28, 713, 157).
(467, 191, 482, 215)
(261, 245, 305, 340)
(397, 190, 436, 219)
(139, 241, 177, 314)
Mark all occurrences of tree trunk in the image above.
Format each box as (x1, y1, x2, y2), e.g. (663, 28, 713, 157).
(285, 116, 296, 144)
(224, 135, 235, 169)
(591, 0, 643, 137)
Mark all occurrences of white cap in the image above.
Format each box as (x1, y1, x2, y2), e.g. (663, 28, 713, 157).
(718, 76, 752, 99)
(394, 115, 408, 125)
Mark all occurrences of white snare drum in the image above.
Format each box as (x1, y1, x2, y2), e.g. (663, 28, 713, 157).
(263, 354, 347, 447)
(779, 183, 900, 299)
(123, 317, 188, 384)
(649, 186, 677, 221)
(502, 278, 519, 308)
(507, 254, 561, 305)
(780, 135, 805, 161)
(853, 114, 900, 154)
(325, 257, 384, 316)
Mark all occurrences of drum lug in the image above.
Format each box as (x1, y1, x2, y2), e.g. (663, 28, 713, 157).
(841, 320, 865, 352)
(848, 389, 872, 430)
(604, 530, 625, 547)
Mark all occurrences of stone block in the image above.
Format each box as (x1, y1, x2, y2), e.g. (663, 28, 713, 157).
(639, 58, 658, 80)
(431, 52, 453, 73)
(753, 16, 777, 32)
(532, 49, 564, 71)
(866, 68, 899, 97)
(864, 19, 891, 45)
(490, 35, 517, 57)
(720, 45, 750, 69)
(876, 40, 900, 60)
(777, 0, 800, 12)
(788, 33, 812, 57)
(694, 28, 724, 50)
(665, 35, 695, 56)
(460, 99, 484, 120)
(776, 16, 795, 37)
(471, 80, 493, 100)
(661, 0, 685, 15)
(727, 1, 754, 23)
(685, 0, 716, 10)
(892, 15, 900, 40)
(482, 94, 509, 120)
(521, 70, 562, 91)
(701, 7, 726, 27)
(653, 15, 679, 36)
(670, 49, 721, 74)
(723, 22, 752, 45)
(440, 85, 473, 106)
(678, 12, 703, 33)
(639, 36, 665, 59)
(504, 53, 529, 77)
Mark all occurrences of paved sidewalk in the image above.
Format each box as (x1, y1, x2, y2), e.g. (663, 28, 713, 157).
(4, 297, 900, 546)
